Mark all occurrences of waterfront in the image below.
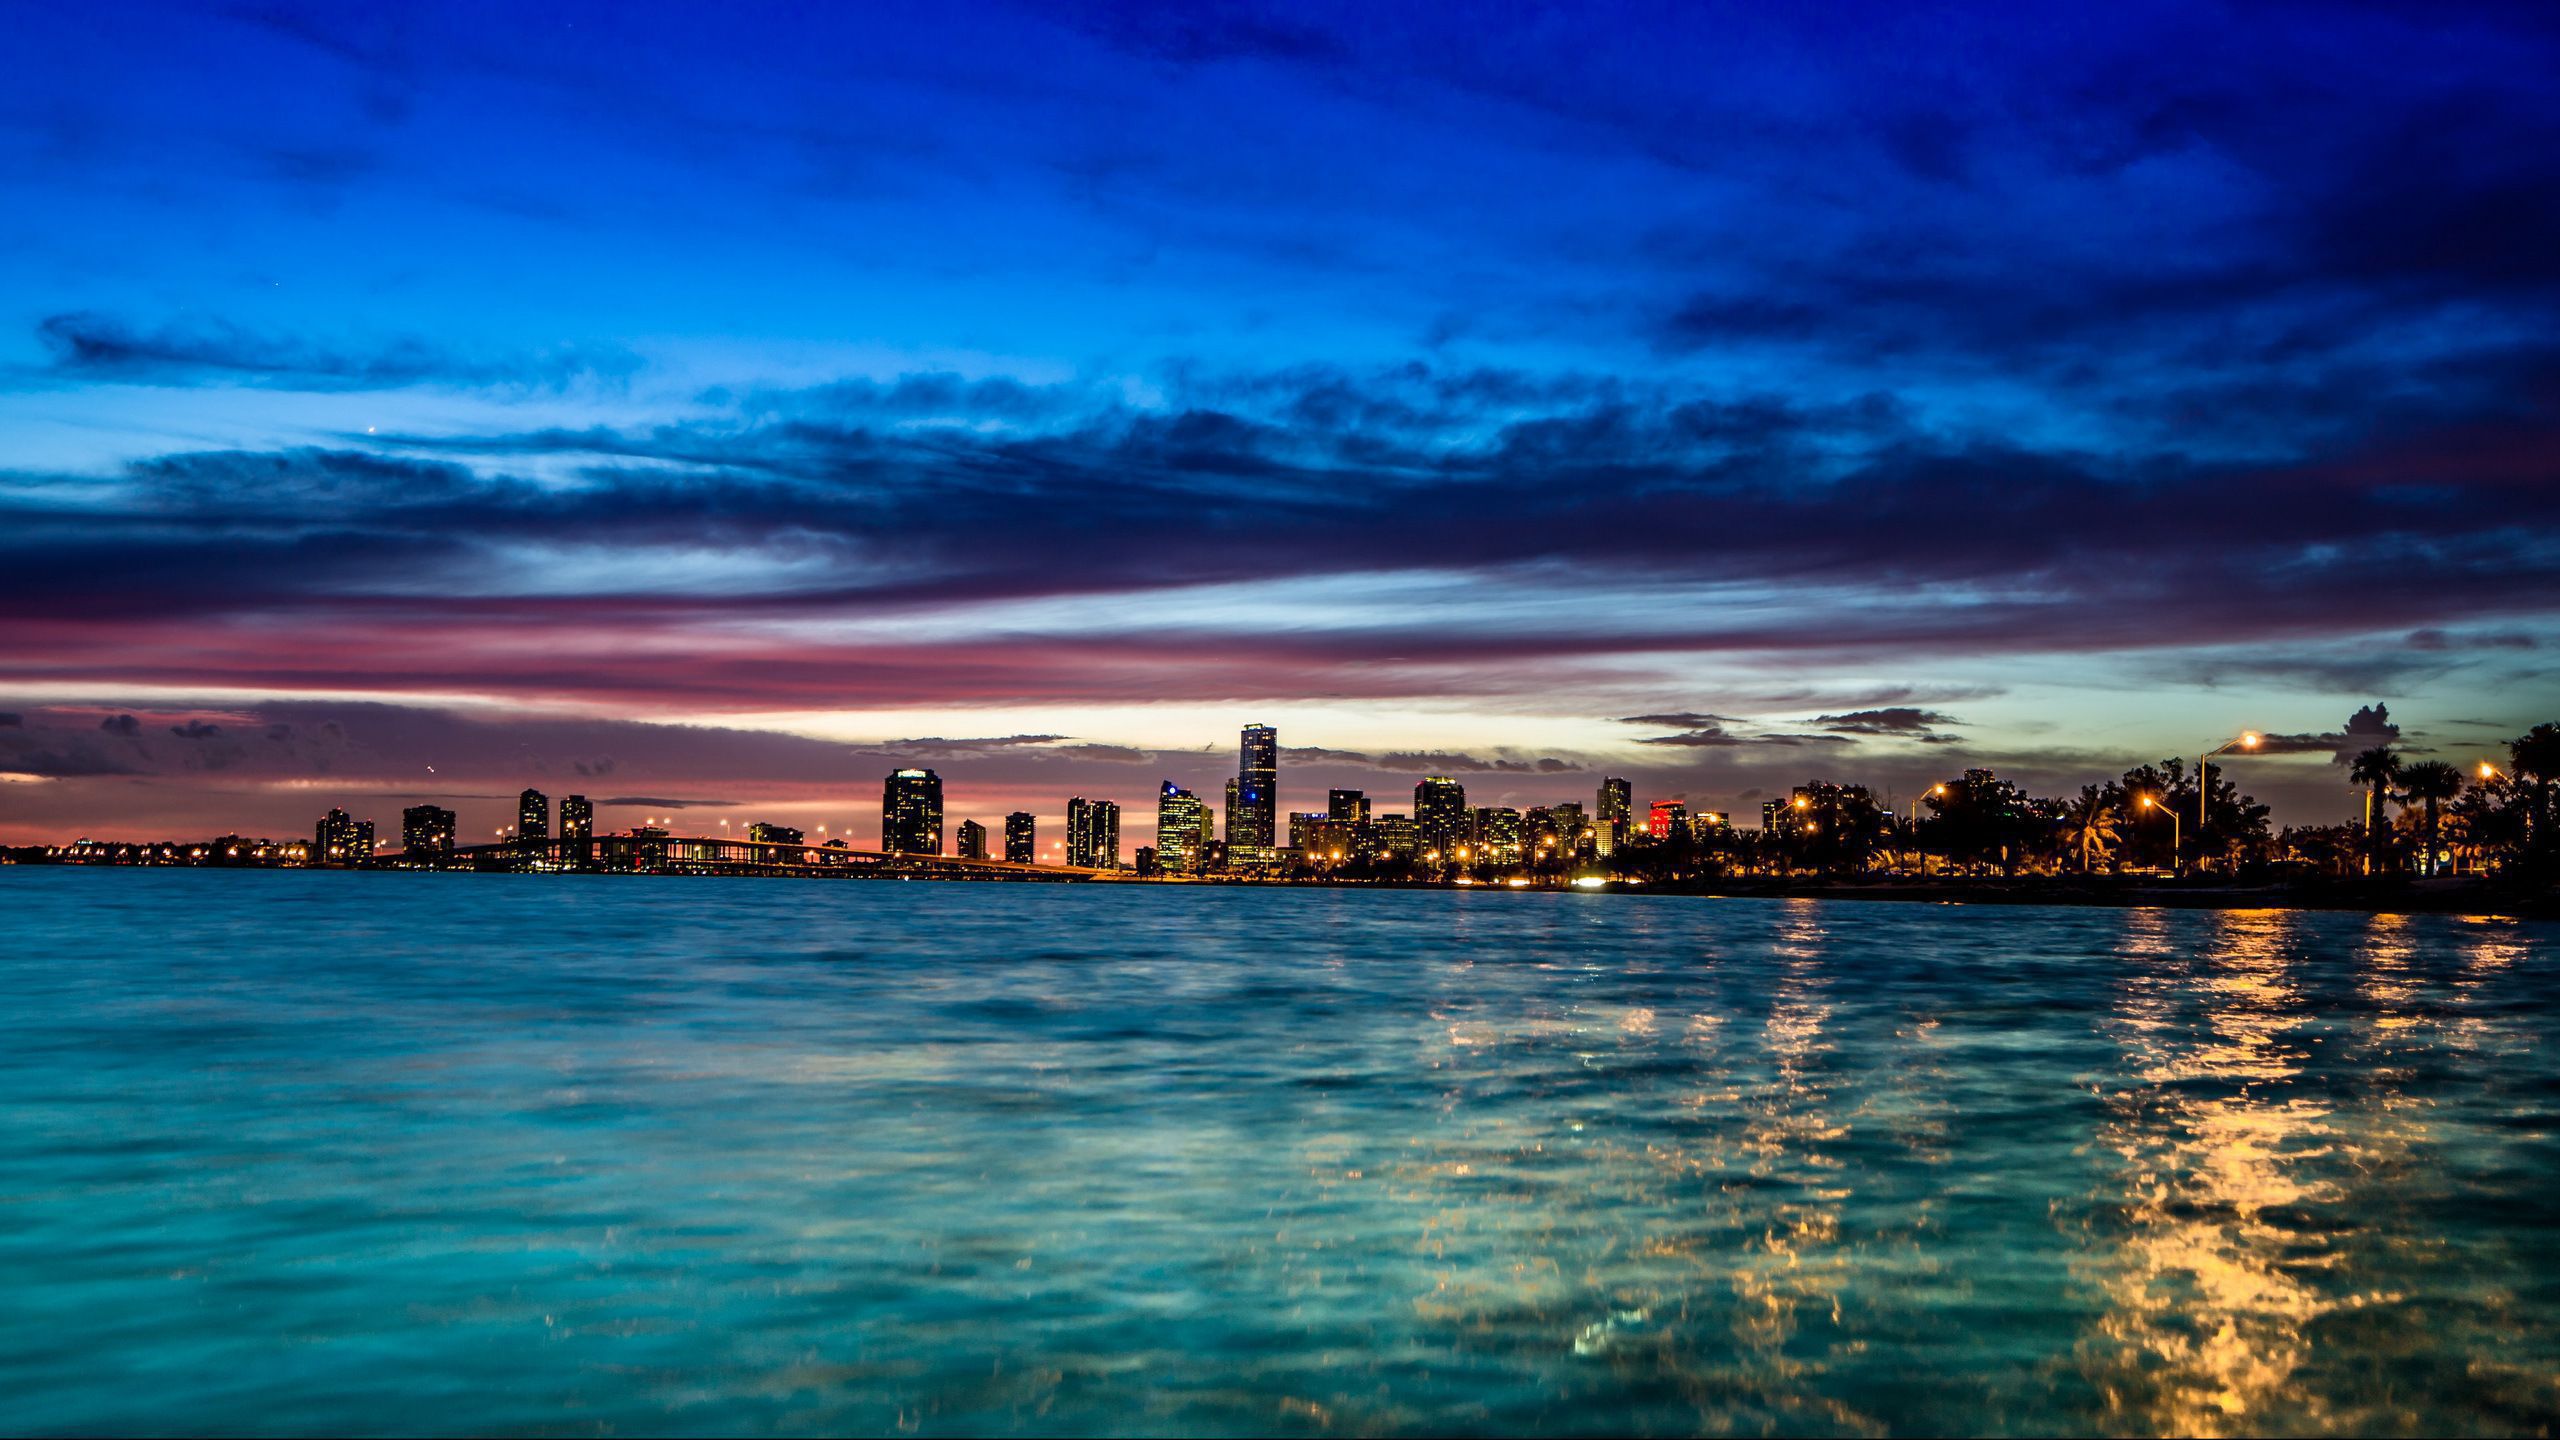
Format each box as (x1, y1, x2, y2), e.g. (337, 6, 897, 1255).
(3, 872, 2556, 1435)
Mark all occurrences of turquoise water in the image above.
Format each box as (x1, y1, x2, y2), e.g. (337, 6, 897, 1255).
(2, 872, 2556, 1436)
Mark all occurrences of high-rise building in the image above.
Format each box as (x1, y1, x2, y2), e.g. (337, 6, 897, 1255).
(1231, 723, 1278, 852)
(956, 818, 988, 859)
(1414, 776, 1469, 857)
(561, 794, 594, 840)
(518, 788, 550, 841)
(1596, 777, 1632, 855)
(883, 768, 944, 854)
(1327, 788, 1370, 824)
(1473, 806, 1524, 863)
(1157, 781, 1206, 873)
(1648, 799, 1687, 840)
(401, 804, 456, 858)
(1005, 811, 1035, 864)
(1067, 797, 1120, 868)
(314, 807, 373, 864)
(1373, 813, 1419, 858)
(748, 821, 803, 845)
(1287, 811, 1329, 850)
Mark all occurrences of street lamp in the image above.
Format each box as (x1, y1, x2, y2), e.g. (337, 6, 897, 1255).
(2140, 794, 2180, 875)
(2195, 732, 2260, 869)
(1906, 783, 1945, 874)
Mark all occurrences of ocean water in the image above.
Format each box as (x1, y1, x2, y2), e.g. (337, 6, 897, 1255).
(2, 871, 2556, 1437)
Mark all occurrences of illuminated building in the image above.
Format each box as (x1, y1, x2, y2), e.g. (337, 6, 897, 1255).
(748, 821, 802, 845)
(1287, 811, 1328, 851)
(561, 794, 594, 840)
(1373, 813, 1419, 858)
(1230, 723, 1278, 853)
(956, 818, 988, 859)
(1327, 788, 1370, 824)
(882, 768, 944, 854)
(314, 807, 372, 864)
(1473, 806, 1523, 863)
(1414, 776, 1468, 856)
(1596, 777, 1631, 855)
(1134, 845, 1160, 878)
(1157, 781, 1206, 873)
(1067, 797, 1120, 868)
(518, 788, 550, 841)
(1550, 801, 1589, 854)
(401, 804, 456, 858)
(1005, 811, 1035, 864)
(1648, 799, 1687, 840)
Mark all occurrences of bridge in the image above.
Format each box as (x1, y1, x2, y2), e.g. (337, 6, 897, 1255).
(439, 833, 1111, 881)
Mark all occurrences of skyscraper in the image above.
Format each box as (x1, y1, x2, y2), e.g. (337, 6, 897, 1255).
(1596, 777, 1632, 856)
(518, 788, 550, 841)
(1157, 781, 1206, 873)
(315, 807, 371, 863)
(1327, 788, 1370, 824)
(1414, 776, 1468, 857)
(561, 794, 594, 840)
(1068, 797, 1120, 868)
(956, 818, 987, 859)
(1005, 811, 1035, 864)
(1230, 723, 1278, 853)
(882, 768, 944, 854)
(401, 803, 456, 858)
(1648, 799, 1687, 840)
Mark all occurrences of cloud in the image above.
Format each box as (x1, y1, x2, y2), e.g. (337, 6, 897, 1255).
(168, 720, 224, 739)
(1810, 708, 1963, 743)
(98, 714, 141, 737)
(0, 712, 18, 727)
(1616, 711, 1746, 728)
(34, 313, 637, 391)
(2256, 702, 2409, 763)
(594, 796, 741, 810)
(1371, 750, 1582, 774)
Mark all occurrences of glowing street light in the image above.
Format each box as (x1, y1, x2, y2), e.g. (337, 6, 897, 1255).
(2190, 731, 2260, 868)
(2140, 793, 2182, 876)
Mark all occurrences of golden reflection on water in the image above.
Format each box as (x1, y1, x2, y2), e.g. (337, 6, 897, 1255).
(2079, 909, 2354, 1436)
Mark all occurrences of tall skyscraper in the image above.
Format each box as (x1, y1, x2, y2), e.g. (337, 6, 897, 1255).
(1596, 777, 1632, 855)
(1005, 811, 1035, 864)
(401, 804, 456, 858)
(1230, 723, 1278, 852)
(518, 788, 550, 841)
(315, 807, 371, 863)
(1157, 781, 1206, 873)
(956, 818, 987, 859)
(1326, 788, 1370, 824)
(1067, 797, 1120, 868)
(882, 768, 944, 854)
(561, 794, 594, 840)
(1414, 776, 1469, 856)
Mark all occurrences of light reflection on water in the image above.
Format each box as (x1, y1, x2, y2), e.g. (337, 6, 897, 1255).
(1, 872, 2555, 1436)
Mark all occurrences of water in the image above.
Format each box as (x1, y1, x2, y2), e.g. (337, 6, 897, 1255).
(2, 871, 2556, 1436)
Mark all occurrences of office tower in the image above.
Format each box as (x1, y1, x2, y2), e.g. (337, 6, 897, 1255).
(401, 804, 456, 858)
(748, 821, 803, 845)
(1156, 781, 1206, 872)
(1287, 811, 1328, 850)
(1648, 799, 1687, 840)
(1230, 723, 1278, 852)
(314, 807, 372, 863)
(1596, 776, 1632, 855)
(882, 768, 944, 854)
(956, 818, 988, 859)
(1134, 845, 1160, 878)
(1414, 776, 1468, 857)
(518, 788, 550, 841)
(1373, 813, 1419, 858)
(1067, 797, 1121, 868)
(1474, 806, 1523, 863)
(561, 794, 594, 840)
(1005, 811, 1035, 864)
(1327, 788, 1370, 824)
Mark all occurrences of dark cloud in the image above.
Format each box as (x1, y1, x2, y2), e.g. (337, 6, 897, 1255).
(0, 712, 19, 727)
(1811, 708, 1963, 743)
(1371, 750, 1581, 775)
(1616, 711, 1745, 728)
(2257, 702, 2408, 764)
(98, 714, 141, 737)
(168, 720, 224, 739)
(35, 313, 636, 391)
(594, 796, 740, 810)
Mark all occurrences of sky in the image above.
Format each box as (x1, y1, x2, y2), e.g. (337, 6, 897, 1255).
(3, 0, 2558, 847)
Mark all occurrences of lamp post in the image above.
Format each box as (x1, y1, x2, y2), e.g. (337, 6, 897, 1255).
(2195, 732, 2260, 873)
(2140, 794, 2180, 875)
(1906, 783, 1945, 875)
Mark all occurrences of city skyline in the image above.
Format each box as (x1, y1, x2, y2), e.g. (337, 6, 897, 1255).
(3, 3, 2558, 843)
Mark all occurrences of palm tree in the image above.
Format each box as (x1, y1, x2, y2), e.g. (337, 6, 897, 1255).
(2348, 744, 2402, 876)
(2396, 760, 2463, 877)
(2066, 785, 2120, 874)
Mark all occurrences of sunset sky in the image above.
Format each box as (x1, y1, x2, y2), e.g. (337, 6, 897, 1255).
(4, 0, 2557, 845)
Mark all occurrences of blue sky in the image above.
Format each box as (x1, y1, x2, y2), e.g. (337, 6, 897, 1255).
(3, 0, 2557, 841)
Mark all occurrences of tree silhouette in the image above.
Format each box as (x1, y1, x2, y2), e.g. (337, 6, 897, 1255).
(2396, 760, 2462, 877)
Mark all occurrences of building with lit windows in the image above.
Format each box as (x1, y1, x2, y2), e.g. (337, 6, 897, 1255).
(561, 794, 594, 840)
(1473, 806, 1524, 863)
(747, 821, 802, 845)
(1229, 723, 1278, 853)
(1414, 776, 1468, 856)
(1067, 797, 1120, 868)
(1648, 799, 1687, 840)
(1373, 813, 1419, 859)
(1156, 782, 1206, 873)
(956, 818, 987, 859)
(1005, 811, 1035, 864)
(518, 788, 550, 841)
(401, 804, 456, 859)
(882, 768, 944, 854)
(1327, 788, 1370, 824)
(314, 807, 372, 864)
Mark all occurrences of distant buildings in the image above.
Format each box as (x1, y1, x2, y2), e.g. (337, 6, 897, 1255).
(1229, 723, 1278, 856)
(1473, 806, 1523, 863)
(1005, 811, 1035, 864)
(1596, 777, 1632, 855)
(1414, 776, 1468, 857)
(314, 807, 373, 864)
(561, 794, 594, 841)
(1067, 797, 1120, 868)
(1157, 781, 1207, 873)
(748, 821, 802, 845)
(956, 818, 988, 859)
(1328, 788, 1370, 824)
(518, 788, 550, 842)
(883, 768, 944, 854)
(1648, 799, 1687, 840)
(401, 804, 456, 858)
